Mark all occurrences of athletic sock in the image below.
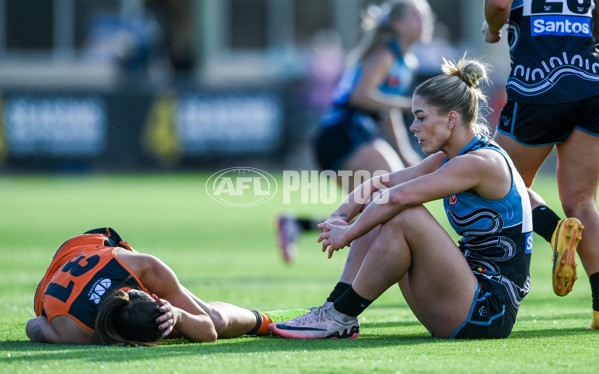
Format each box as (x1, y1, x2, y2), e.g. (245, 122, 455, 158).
(255, 312, 272, 335)
(247, 310, 272, 336)
(333, 286, 372, 317)
(532, 206, 561, 243)
(590, 272, 599, 312)
(296, 217, 321, 231)
(326, 282, 351, 303)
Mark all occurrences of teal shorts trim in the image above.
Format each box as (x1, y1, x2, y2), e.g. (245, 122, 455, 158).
(449, 279, 515, 339)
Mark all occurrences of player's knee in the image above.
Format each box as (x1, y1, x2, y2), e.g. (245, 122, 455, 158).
(207, 308, 227, 334)
(389, 205, 427, 226)
(561, 193, 595, 217)
(377, 205, 427, 240)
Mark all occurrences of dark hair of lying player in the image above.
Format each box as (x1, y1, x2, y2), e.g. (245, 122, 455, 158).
(93, 288, 162, 346)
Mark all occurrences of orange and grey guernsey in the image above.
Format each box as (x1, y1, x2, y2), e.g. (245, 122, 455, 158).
(34, 228, 147, 332)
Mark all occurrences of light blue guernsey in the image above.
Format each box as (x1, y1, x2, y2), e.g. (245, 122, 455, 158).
(442, 135, 533, 317)
(321, 41, 415, 125)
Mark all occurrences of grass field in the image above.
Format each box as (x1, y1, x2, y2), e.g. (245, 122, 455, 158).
(0, 172, 597, 373)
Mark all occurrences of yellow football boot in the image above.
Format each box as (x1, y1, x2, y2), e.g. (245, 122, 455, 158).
(588, 310, 599, 330)
(551, 218, 583, 296)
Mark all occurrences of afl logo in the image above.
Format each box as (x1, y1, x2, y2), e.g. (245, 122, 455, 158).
(206, 167, 278, 207)
(449, 195, 458, 205)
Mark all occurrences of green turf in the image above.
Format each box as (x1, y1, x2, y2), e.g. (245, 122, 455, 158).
(0, 173, 597, 373)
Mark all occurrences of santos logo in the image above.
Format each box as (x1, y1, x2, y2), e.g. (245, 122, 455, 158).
(525, 232, 534, 254)
(531, 16, 591, 36)
(206, 167, 278, 207)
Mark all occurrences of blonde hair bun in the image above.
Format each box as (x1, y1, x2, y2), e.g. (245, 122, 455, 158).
(441, 56, 488, 88)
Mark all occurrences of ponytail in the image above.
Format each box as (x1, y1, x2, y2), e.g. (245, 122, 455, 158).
(94, 288, 162, 346)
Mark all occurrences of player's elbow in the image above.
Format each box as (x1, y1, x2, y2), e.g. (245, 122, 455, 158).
(387, 188, 409, 208)
(26, 318, 48, 343)
(192, 320, 218, 343)
(204, 329, 218, 343)
(25, 319, 37, 342)
(182, 314, 218, 343)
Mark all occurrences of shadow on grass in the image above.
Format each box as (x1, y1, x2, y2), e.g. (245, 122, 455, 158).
(362, 320, 422, 328)
(509, 327, 595, 339)
(365, 302, 411, 311)
(515, 312, 590, 322)
(0, 332, 432, 363)
(2, 325, 594, 363)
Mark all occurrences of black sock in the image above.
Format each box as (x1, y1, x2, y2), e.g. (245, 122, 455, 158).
(333, 286, 373, 317)
(532, 206, 561, 243)
(246, 310, 262, 335)
(590, 273, 599, 312)
(296, 218, 321, 231)
(326, 282, 351, 303)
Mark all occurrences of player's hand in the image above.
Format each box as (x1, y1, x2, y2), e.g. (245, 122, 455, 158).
(323, 216, 350, 227)
(154, 295, 179, 337)
(317, 222, 352, 258)
(482, 21, 502, 43)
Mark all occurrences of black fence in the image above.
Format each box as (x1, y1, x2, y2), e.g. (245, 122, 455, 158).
(0, 85, 316, 173)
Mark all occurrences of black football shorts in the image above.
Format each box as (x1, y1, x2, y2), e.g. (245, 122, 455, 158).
(496, 95, 599, 146)
(314, 110, 381, 171)
(449, 280, 516, 339)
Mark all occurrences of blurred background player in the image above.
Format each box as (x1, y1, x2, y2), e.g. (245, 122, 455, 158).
(271, 57, 532, 340)
(27, 227, 305, 345)
(278, 0, 434, 262)
(483, 0, 599, 329)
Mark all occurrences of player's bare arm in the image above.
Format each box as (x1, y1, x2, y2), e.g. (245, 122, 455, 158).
(26, 315, 93, 344)
(116, 250, 218, 342)
(324, 153, 444, 225)
(26, 316, 60, 343)
(320, 150, 511, 253)
(483, 0, 513, 43)
(350, 49, 412, 111)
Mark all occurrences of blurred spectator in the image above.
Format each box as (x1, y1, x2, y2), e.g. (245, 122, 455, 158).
(145, 0, 194, 75)
(410, 22, 459, 77)
(305, 30, 346, 112)
(85, 2, 169, 87)
(84, 0, 195, 88)
(277, 0, 434, 263)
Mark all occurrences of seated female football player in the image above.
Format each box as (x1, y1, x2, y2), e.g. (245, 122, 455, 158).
(270, 57, 532, 340)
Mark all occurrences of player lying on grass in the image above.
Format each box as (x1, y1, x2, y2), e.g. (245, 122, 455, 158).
(270, 56, 533, 339)
(26, 227, 304, 345)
